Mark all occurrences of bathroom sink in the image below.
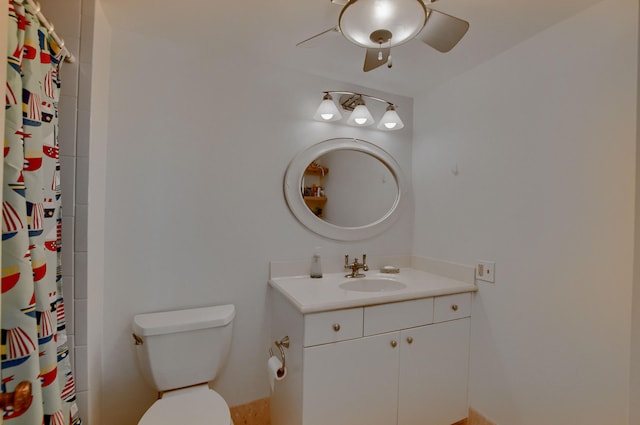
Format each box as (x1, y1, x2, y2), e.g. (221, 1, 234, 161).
(339, 278, 407, 292)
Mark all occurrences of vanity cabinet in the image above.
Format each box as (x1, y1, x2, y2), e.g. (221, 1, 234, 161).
(270, 291, 471, 425)
(398, 318, 470, 425)
(303, 332, 400, 425)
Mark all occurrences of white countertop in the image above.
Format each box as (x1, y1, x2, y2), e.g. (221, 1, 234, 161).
(269, 268, 478, 314)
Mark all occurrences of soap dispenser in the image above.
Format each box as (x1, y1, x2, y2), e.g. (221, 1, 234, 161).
(310, 247, 322, 278)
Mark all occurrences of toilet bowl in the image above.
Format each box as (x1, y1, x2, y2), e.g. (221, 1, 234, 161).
(132, 305, 236, 425)
(138, 385, 232, 425)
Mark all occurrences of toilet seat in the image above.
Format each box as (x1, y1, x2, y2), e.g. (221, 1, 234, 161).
(138, 387, 232, 425)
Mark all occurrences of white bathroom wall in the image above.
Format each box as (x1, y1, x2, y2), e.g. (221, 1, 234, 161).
(412, 0, 637, 423)
(90, 19, 414, 425)
(86, 1, 111, 424)
(632, 2, 640, 421)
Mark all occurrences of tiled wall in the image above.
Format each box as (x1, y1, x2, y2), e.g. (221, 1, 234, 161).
(38, 0, 93, 421)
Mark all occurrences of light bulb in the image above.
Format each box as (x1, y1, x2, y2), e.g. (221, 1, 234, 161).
(347, 104, 375, 127)
(314, 94, 342, 122)
(377, 105, 404, 130)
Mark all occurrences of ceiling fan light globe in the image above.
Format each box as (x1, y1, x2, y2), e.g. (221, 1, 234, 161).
(339, 0, 427, 48)
(314, 98, 343, 122)
(347, 104, 375, 126)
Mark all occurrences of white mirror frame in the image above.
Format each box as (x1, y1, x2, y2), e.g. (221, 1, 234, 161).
(284, 138, 407, 241)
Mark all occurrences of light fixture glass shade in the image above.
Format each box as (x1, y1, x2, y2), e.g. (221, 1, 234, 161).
(339, 0, 427, 48)
(314, 96, 342, 122)
(347, 104, 375, 126)
(377, 106, 404, 130)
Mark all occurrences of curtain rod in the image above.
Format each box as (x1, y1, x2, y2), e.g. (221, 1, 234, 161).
(24, 0, 76, 63)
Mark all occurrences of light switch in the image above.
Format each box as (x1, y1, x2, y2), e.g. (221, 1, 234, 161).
(475, 260, 495, 283)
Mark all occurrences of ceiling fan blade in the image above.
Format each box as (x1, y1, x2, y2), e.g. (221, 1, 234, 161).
(419, 9, 469, 53)
(296, 26, 340, 48)
(363, 48, 390, 72)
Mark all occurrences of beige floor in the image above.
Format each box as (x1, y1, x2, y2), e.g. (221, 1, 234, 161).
(230, 399, 495, 425)
(230, 398, 270, 425)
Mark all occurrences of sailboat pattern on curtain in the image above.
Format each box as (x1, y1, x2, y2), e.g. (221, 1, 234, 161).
(3, 1, 81, 424)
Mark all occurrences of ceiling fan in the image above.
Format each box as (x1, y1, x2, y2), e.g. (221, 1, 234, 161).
(297, 0, 469, 72)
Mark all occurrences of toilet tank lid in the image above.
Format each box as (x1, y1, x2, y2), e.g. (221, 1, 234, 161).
(133, 305, 235, 337)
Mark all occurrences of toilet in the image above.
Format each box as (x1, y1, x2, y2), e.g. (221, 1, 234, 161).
(132, 304, 235, 425)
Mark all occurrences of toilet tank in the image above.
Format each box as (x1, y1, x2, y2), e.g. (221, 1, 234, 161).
(133, 304, 235, 392)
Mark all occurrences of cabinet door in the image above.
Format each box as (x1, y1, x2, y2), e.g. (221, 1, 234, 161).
(302, 332, 400, 425)
(398, 318, 470, 425)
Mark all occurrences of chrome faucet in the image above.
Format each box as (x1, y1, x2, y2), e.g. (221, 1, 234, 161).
(344, 254, 369, 278)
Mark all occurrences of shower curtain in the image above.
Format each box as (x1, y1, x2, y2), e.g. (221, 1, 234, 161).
(2, 1, 81, 424)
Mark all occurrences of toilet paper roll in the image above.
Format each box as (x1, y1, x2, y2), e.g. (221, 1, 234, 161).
(267, 355, 286, 391)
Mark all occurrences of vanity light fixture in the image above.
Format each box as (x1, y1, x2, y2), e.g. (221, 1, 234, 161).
(314, 91, 404, 131)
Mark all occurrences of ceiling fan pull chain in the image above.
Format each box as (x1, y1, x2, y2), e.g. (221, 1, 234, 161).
(387, 40, 393, 68)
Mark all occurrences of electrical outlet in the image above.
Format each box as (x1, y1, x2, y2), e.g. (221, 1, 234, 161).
(475, 261, 495, 283)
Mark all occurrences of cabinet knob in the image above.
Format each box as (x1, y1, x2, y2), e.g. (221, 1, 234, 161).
(333, 323, 341, 332)
(406, 337, 413, 344)
(451, 304, 459, 312)
(390, 340, 398, 348)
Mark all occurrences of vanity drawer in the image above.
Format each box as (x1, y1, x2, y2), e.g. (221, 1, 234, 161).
(304, 308, 363, 347)
(364, 298, 434, 336)
(434, 293, 471, 323)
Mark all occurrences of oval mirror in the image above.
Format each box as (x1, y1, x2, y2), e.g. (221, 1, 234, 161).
(284, 138, 407, 241)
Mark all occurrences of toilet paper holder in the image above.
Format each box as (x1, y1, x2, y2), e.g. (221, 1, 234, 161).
(269, 336, 289, 378)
